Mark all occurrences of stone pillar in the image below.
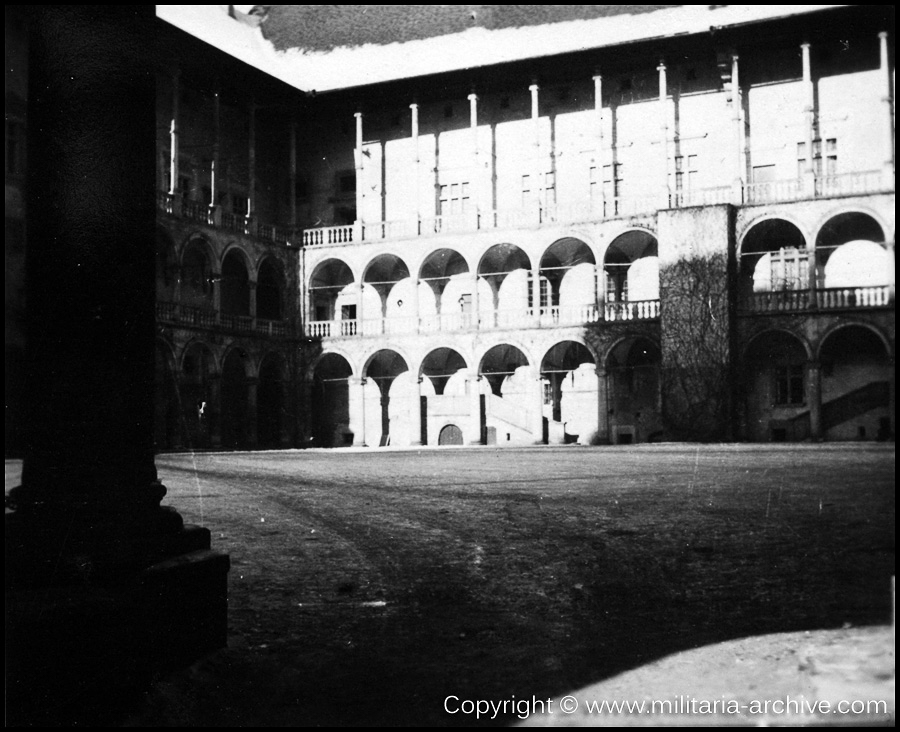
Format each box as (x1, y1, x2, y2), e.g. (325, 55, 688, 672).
(731, 54, 744, 204)
(807, 360, 822, 441)
(169, 69, 179, 197)
(249, 279, 258, 321)
(596, 367, 611, 444)
(211, 82, 220, 211)
(593, 73, 605, 215)
(530, 83, 542, 215)
(7, 8, 227, 725)
(409, 376, 423, 446)
(209, 374, 223, 448)
(248, 100, 256, 217)
(466, 373, 484, 445)
(531, 264, 542, 321)
(354, 112, 364, 237)
(349, 377, 367, 447)
(879, 32, 894, 178)
(471, 271, 480, 328)
(468, 92, 479, 222)
(531, 372, 545, 444)
(289, 116, 298, 228)
(247, 377, 259, 448)
(658, 59, 670, 208)
(801, 43, 816, 193)
(410, 103, 420, 226)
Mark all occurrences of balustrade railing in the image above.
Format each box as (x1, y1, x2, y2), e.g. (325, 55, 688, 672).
(817, 285, 890, 309)
(157, 301, 292, 335)
(742, 289, 810, 312)
(604, 299, 660, 321)
(740, 285, 891, 312)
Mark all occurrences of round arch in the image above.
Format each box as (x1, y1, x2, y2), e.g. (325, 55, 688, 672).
(311, 352, 354, 448)
(541, 341, 597, 441)
(179, 340, 217, 449)
(541, 237, 597, 313)
(814, 212, 890, 292)
(258, 352, 288, 448)
(738, 218, 809, 302)
(180, 236, 215, 308)
(256, 256, 285, 321)
(604, 229, 659, 304)
(221, 248, 252, 316)
(420, 347, 468, 396)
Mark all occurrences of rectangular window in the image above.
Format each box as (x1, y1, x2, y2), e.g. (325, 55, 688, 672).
(770, 247, 808, 290)
(602, 163, 623, 201)
(232, 195, 249, 216)
(439, 181, 470, 215)
(798, 138, 836, 177)
(775, 364, 804, 406)
(522, 172, 555, 207)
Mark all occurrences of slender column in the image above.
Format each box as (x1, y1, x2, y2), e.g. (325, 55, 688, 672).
(731, 54, 744, 203)
(879, 32, 894, 177)
(471, 271, 480, 328)
(249, 280, 258, 321)
(412, 265, 420, 333)
(409, 376, 423, 446)
(596, 367, 610, 444)
(211, 82, 220, 209)
(468, 92, 479, 221)
(593, 74, 605, 215)
(531, 264, 542, 320)
(466, 373, 483, 445)
(348, 377, 367, 447)
(658, 60, 670, 207)
(354, 112, 364, 234)
(357, 281, 366, 335)
(531, 372, 545, 444)
(289, 116, 297, 228)
(801, 43, 816, 191)
(169, 70, 180, 196)
(530, 83, 542, 215)
(208, 374, 223, 448)
(247, 100, 256, 217)
(410, 103, 420, 224)
(807, 360, 822, 440)
(247, 377, 259, 448)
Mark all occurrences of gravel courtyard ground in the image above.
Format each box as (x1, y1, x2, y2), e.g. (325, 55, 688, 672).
(6, 444, 895, 726)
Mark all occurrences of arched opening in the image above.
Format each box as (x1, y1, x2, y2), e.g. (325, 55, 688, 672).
(309, 259, 354, 332)
(364, 254, 412, 334)
(478, 244, 532, 328)
(479, 344, 535, 444)
(257, 354, 286, 448)
(541, 341, 597, 443)
(819, 326, 892, 440)
(606, 338, 662, 443)
(221, 349, 250, 449)
(739, 219, 807, 310)
(311, 353, 353, 447)
(181, 238, 213, 309)
(419, 249, 472, 331)
(154, 340, 180, 450)
(743, 331, 809, 442)
(256, 258, 285, 321)
(438, 424, 464, 445)
(540, 238, 597, 323)
(181, 342, 216, 449)
(815, 213, 890, 308)
(364, 349, 410, 446)
(221, 249, 251, 316)
(156, 229, 178, 302)
(604, 231, 659, 320)
(420, 348, 468, 446)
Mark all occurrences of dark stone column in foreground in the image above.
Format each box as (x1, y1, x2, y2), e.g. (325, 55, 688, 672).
(5, 7, 229, 725)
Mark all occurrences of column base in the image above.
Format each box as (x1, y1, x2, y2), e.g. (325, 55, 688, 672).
(6, 522, 229, 726)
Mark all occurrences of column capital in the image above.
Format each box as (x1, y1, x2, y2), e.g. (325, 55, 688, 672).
(592, 72, 603, 81)
(529, 83, 540, 92)
(657, 59, 667, 71)
(354, 111, 363, 119)
(467, 92, 478, 102)
(409, 102, 418, 111)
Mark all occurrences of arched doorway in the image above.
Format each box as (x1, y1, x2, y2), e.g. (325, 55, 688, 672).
(604, 231, 659, 320)
(743, 331, 809, 442)
(438, 424, 464, 445)
(421, 347, 468, 445)
(739, 219, 807, 311)
(541, 341, 597, 443)
(311, 353, 353, 447)
(819, 326, 892, 440)
(181, 342, 216, 449)
(256, 257, 285, 321)
(221, 349, 250, 449)
(364, 349, 410, 446)
(479, 344, 534, 444)
(606, 338, 662, 443)
(221, 249, 251, 316)
(257, 354, 287, 448)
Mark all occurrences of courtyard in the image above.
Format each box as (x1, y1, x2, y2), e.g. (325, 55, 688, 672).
(5, 443, 895, 725)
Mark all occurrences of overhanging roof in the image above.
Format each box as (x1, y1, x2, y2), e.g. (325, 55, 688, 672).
(156, 5, 849, 93)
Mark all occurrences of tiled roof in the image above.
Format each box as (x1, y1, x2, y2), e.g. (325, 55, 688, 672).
(259, 5, 679, 53)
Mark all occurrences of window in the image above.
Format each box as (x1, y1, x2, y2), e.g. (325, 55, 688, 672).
(769, 247, 808, 290)
(774, 364, 804, 406)
(543, 382, 553, 405)
(439, 182, 470, 215)
(797, 138, 837, 177)
(674, 154, 698, 193)
(232, 195, 249, 216)
(521, 172, 554, 207)
(602, 163, 623, 200)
